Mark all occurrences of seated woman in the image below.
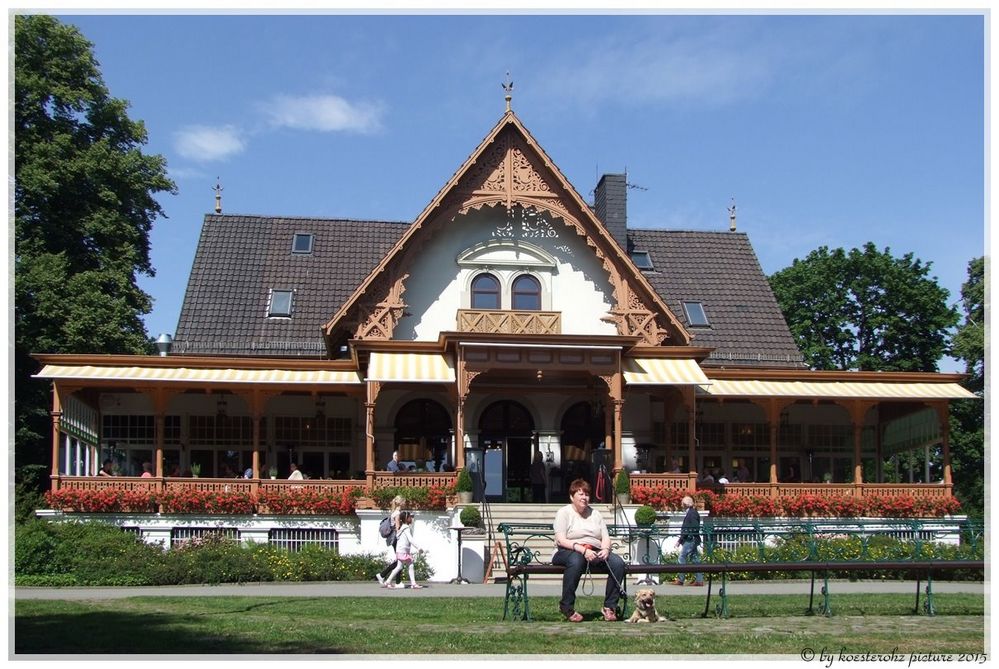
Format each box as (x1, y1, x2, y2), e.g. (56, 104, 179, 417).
(552, 478, 626, 622)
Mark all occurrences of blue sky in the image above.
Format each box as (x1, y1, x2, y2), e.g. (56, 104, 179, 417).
(55, 13, 985, 371)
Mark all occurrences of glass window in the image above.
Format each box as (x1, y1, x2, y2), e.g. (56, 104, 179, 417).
(630, 251, 654, 270)
(269, 289, 293, 317)
(512, 274, 541, 310)
(471, 273, 500, 309)
(682, 301, 710, 327)
(292, 233, 314, 254)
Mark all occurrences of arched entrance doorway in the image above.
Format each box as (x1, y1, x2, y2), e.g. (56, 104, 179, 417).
(394, 399, 452, 471)
(478, 400, 535, 502)
(560, 401, 608, 499)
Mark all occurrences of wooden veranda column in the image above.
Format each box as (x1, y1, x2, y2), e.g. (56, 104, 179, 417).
(148, 387, 175, 479)
(682, 386, 697, 492)
(234, 388, 272, 481)
(934, 403, 953, 489)
(49, 383, 63, 489)
(836, 400, 874, 496)
(750, 398, 793, 499)
(365, 380, 380, 488)
(454, 354, 474, 473)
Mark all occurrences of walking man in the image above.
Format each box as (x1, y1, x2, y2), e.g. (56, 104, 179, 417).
(673, 495, 704, 586)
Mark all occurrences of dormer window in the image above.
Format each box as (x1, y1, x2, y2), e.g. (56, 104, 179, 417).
(269, 289, 294, 318)
(682, 301, 710, 327)
(471, 273, 501, 309)
(630, 250, 654, 271)
(292, 233, 314, 254)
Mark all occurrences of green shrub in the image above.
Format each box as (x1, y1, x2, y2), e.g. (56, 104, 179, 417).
(371, 486, 430, 509)
(15, 465, 49, 526)
(634, 505, 657, 526)
(14, 520, 60, 575)
(152, 533, 272, 585)
(459, 505, 481, 527)
(16, 520, 165, 586)
(455, 469, 473, 493)
(613, 470, 630, 495)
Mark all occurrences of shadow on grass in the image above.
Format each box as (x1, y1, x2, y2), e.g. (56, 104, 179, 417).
(15, 607, 346, 654)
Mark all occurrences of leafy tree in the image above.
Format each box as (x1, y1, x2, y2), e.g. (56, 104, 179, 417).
(769, 243, 958, 371)
(14, 15, 175, 466)
(948, 257, 984, 518)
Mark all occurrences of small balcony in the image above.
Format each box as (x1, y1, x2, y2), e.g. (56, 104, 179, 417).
(457, 309, 561, 335)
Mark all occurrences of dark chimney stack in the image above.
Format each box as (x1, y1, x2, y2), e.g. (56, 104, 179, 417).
(594, 173, 628, 251)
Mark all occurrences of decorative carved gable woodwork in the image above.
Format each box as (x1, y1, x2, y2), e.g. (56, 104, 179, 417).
(325, 113, 690, 347)
(605, 283, 672, 346)
(354, 270, 410, 340)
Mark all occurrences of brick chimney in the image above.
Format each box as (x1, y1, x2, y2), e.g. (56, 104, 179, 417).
(594, 173, 628, 251)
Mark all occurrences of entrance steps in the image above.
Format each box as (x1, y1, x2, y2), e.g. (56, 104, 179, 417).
(481, 502, 618, 584)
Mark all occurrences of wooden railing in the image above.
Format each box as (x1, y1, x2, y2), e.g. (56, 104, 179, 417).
(55, 472, 457, 496)
(370, 471, 456, 489)
(628, 474, 952, 501)
(457, 309, 560, 335)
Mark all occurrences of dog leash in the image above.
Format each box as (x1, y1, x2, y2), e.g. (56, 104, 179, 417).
(580, 555, 628, 608)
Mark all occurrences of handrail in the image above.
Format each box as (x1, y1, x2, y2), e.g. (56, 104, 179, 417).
(474, 467, 496, 582)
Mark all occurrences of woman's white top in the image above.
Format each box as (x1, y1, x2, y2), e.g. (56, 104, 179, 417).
(553, 503, 608, 549)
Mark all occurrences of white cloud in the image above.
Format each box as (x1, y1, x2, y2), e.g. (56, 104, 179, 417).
(173, 125, 247, 162)
(263, 94, 383, 133)
(540, 24, 777, 109)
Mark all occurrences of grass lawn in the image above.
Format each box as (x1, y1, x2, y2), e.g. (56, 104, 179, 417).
(15, 593, 985, 655)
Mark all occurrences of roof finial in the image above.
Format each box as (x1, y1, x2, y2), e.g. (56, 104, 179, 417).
(728, 198, 737, 232)
(213, 177, 223, 214)
(502, 71, 514, 112)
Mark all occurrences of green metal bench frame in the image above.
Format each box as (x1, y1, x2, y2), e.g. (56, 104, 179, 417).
(498, 519, 984, 621)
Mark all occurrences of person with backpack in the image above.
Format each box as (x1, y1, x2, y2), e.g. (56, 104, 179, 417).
(383, 511, 425, 589)
(375, 495, 406, 586)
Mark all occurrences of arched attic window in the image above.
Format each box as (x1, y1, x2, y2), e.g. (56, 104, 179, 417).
(471, 273, 501, 309)
(512, 274, 541, 310)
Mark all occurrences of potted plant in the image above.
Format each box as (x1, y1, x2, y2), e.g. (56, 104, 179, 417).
(190, 462, 201, 478)
(613, 470, 631, 504)
(268, 465, 278, 480)
(455, 469, 474, 504)
(459, 505, 481, 528)
(634, 504, 657, 526)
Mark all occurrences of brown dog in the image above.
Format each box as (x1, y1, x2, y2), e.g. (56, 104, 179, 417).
(626, 588, 662, 623)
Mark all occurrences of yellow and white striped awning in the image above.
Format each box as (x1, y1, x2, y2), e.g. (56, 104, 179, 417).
(34, 365, 363, 385)
(699, 379, 977, 400)
(623, 358, 710, 385)
(367, 352, 456, 383)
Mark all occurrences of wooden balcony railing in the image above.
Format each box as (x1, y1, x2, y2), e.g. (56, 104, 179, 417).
(54, 472, 457, 499)
(629, 474, 952, 501)
(457, 309, 560, 335)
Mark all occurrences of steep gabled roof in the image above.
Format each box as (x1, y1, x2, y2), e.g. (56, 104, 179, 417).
(628, 229, 805, 367)
(321, 109, 691, 350)
(172, 215, 407, 357)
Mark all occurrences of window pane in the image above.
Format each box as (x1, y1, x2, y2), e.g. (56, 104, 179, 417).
(270, 290, 293, 317)
(682, 301, 709, 327)
(630, 251, 653, 270)
(292, 233, 314, 254)
(512, 275, 541, 310)
(471, 274, 500, 309)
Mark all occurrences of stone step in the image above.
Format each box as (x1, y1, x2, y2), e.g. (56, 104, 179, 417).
(474, 502, 622, 583)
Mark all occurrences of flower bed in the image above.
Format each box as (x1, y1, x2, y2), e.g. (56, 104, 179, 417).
(257, 487, 362, 515)
(370, 483, 455, 510)
(45, 488, 157, 513)
(631, 486, 961, 518)
(158, 489, 255, 514)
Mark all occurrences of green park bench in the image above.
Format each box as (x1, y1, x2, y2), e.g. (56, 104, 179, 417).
(498, 518, 984, 621)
